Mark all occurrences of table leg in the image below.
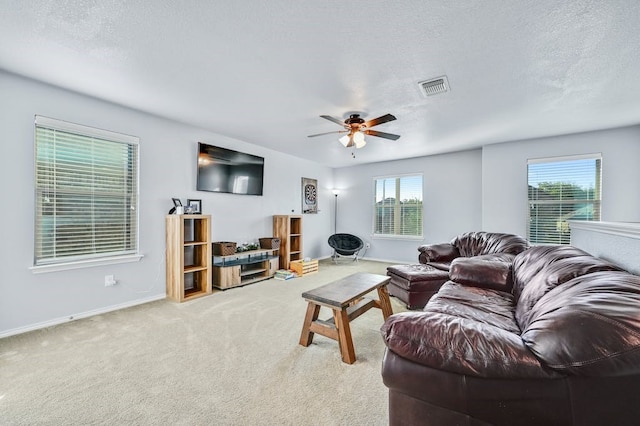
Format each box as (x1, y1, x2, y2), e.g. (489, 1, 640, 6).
(377, 285, 393, 320)
(299, 302, 321, 347)
(333, 308, 356, 364)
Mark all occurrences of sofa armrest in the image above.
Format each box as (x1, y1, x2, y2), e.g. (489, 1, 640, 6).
(381, 311, 556, 378)
(418, 243, 460, 264)
(449, 253, 515, 292)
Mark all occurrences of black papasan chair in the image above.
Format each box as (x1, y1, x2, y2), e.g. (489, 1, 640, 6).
(328, 233, 364, 263)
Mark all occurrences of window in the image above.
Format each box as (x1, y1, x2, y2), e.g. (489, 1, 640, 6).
(34, 116, 139, 267)
(373, 174, 423, 238)
(528, 154, 601, 245)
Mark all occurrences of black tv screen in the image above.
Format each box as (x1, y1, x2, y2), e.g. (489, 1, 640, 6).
(196, 143, 264, 196)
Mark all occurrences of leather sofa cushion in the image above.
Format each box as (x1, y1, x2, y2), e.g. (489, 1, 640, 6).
(513, 246, 624, 329)
(382, 311, 553, 379)
(452, 231, 529, 258)
(520, 270, 640, 376)
(427, 282, 520, 333)
(449, 253, 515, 292)
(381, 282, 556, 378)
(426, 262, 451, 271)
(418, 243, 460, 263)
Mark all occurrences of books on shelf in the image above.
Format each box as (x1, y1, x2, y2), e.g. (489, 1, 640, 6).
(274, 269, 296, 280)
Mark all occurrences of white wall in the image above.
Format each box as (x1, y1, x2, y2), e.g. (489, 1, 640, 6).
(0, 71, 333, 337)
(333, 149, 483, 263)
(570, 222, 640, 274)
(482, 126, 640, 235)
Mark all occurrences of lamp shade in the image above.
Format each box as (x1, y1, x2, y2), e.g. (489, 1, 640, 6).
(338, 131, 367, 148)
(353, 131, 366, 148)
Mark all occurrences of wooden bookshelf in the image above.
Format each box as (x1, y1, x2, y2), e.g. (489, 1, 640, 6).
(273, 215, 303, 270)
(165, 214, 212, 302)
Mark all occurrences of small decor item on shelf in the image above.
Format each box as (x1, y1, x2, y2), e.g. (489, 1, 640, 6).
(187, 199, 202, 214)
(259, 237, 281, 249)
(236, 242, 259, 252)
(212, 241, 237, 256)
(169, 197, 183, 214)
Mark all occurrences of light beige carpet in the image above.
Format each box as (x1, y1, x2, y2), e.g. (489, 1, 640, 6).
(0, 260, 407, 425)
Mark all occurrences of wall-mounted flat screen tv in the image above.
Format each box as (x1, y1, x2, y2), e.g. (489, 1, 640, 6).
(196, 142, 264, 196)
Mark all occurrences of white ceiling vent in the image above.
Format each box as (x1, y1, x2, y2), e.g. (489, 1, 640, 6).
(418, 76, 449, 97)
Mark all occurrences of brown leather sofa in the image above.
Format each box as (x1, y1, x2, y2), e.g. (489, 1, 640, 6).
(381, 245, 640, 426)
(387, 232, 529, 309)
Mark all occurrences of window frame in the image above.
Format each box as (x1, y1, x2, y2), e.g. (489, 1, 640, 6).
(527, 153, 602, 245)
(30, 116, 143, 273)
(372, 173, 424, 240)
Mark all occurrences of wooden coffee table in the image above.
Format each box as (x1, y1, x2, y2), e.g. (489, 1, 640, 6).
(299, 272, 393, 364)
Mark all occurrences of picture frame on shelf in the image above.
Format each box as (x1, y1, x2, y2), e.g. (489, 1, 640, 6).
(172, 198, 182, 207)
(187, 199, 202, 214)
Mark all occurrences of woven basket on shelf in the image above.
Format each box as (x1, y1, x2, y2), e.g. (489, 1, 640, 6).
(212, 241, 237, 256)
(259, 238, 281, 250)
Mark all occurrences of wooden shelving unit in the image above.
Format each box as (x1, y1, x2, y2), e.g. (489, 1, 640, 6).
(273, 215, 303, 270)
(166, 214, 212, 302)
(212, 248, 279, 289)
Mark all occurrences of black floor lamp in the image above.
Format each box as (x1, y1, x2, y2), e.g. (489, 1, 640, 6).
(332, 189, 340, 234)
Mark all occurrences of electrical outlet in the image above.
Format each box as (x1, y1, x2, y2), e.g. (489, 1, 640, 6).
(365, 243, 371, 249)
(104, 275, 116, 287)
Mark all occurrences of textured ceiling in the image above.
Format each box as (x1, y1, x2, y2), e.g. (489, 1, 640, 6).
(1, 1, 639, 167)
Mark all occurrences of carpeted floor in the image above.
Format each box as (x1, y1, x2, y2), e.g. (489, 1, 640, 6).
(0, 259, 407, 425)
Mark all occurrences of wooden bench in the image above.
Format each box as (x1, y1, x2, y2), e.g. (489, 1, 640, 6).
(299, 272, 393, 364)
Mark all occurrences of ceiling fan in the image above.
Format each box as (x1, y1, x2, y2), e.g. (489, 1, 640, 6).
(308, 113, 400, 148)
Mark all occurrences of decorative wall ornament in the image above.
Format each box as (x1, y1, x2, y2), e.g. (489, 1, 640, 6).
(301, 177, 318, 214)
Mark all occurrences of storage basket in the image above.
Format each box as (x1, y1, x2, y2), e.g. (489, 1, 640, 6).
(212, 241, 237, 256)
(259, 237, 281, 250)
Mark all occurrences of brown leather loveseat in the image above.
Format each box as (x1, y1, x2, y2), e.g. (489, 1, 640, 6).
(381, 245, 640, 425)
(387, 231, 529, 309)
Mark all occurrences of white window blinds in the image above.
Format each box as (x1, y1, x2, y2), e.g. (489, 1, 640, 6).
(373, 174, 423, 238)
(34, 116, 139, 266)
(527, 154, 601, 245)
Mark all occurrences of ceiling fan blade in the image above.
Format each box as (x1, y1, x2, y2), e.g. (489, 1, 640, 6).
(364, 113, 396, 128)
(320, 115, 346, 126)
(364, 129, 401, 140)
(307, 130, 347, 138)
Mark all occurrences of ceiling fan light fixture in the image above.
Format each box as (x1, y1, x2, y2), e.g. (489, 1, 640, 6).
(315, 112, 399, 149)
(353, 131, 366, 148)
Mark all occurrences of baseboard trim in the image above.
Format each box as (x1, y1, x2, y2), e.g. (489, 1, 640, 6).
(0, 294, 166, 339)
(359, 256, 411, 264)
(314, 255, 410, 264)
